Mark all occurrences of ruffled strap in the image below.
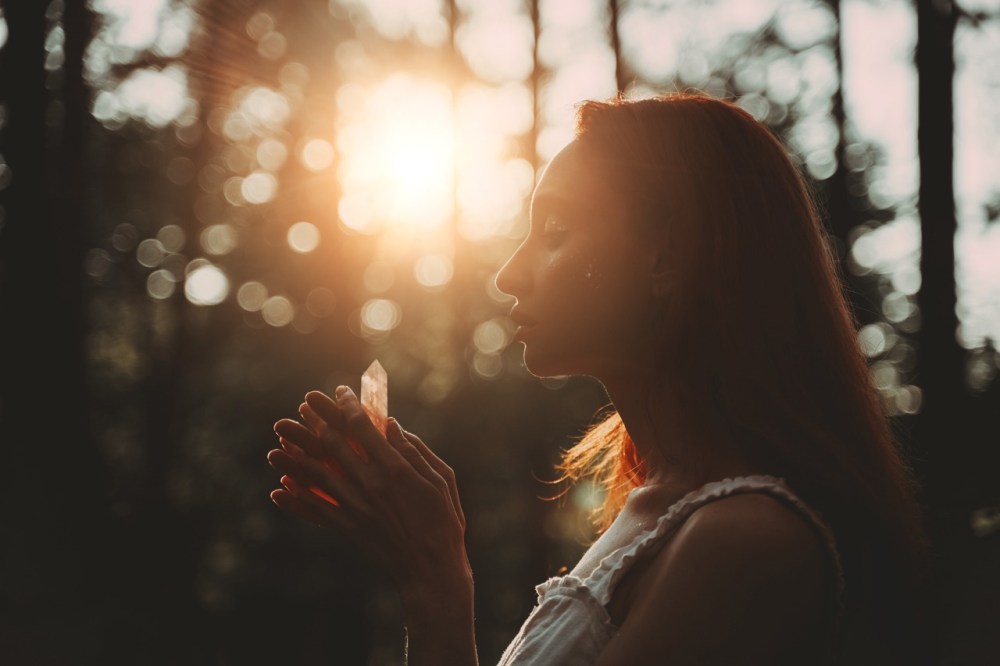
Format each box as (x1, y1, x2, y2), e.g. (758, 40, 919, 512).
(583, 475, 847, 612)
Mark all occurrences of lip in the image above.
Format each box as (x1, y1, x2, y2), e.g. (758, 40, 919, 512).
(509, 308, 537, 341)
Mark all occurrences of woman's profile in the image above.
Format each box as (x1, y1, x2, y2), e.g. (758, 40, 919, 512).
(266, 92, 932, 665)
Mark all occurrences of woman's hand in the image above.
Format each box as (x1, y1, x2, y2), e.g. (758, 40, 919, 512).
(266, 385, 472, 610)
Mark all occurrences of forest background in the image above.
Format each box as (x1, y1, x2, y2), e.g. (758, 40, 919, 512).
(1, 0, 998, 664)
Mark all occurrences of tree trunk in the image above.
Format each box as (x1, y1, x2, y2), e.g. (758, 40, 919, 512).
(915, 0, 962, 468)
(913, 1, 961, 663)
(609, 0, 627, 93)
(0, 1, 118, 662)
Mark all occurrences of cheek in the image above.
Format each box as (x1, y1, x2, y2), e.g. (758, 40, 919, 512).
(577, 251, 631, 293)
(547, 251, 647, 324)
(544, 250, 601, 299)
(522, 248, 651, 375)
(589, 255, 653, 324)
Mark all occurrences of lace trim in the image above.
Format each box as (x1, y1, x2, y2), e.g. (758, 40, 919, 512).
(533, 575, 619, 636)
(535, 475, 848, 631)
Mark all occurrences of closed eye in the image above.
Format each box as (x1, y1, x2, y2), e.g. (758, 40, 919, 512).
(541, 214, 570, 247)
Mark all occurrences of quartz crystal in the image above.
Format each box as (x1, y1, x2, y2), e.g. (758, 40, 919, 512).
(360, 359, 388, 435)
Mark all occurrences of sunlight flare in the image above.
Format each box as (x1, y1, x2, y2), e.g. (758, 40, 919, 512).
(336, 74, 455, 235)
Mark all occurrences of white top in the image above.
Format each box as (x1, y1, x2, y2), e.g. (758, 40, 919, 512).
(497, 475, 847, 665)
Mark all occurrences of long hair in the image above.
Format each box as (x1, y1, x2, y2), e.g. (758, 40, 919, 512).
(555, 93, 932, 662)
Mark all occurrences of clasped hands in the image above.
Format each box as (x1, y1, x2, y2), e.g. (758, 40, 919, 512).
(267, 385, 471, 597)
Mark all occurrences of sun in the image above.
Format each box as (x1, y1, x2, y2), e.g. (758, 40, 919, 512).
(336, 74, 456, 235)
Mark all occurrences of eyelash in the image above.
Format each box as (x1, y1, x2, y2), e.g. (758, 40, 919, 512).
(540, 216, 569, 246)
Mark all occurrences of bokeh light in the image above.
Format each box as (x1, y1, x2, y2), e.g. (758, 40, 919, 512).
(300, 138, 334, 171)
(337, 0, 449, 46)
(287, 221, 320, 253)
(472, 351, 504, 380)
(237, 281, 268, 312)
(472, 319, 510, 355)
(360, 298, 402, 337)
(200, 225, 238, 255)
(136, 238, 165, 268)
(261, 295, 294, 326)
(256, 138, 288, 171)
(185, 261, 229, 305)
(413, 253, 453, 289)
(240, 171, 278, 204)
(146, 269, 177, 300)
(92, 65, 190, 128)
(157, 224, 185, 252)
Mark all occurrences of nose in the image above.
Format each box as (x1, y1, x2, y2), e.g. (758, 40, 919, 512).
(494, 239, 531, 299)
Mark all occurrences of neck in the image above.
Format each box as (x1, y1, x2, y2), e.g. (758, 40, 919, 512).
(598, 370, 761, 492)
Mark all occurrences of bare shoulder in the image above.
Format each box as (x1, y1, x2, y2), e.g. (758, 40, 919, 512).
(595, 491, 833, 666)
(657, 491, 832, 608)
(679, 491, 828, 559)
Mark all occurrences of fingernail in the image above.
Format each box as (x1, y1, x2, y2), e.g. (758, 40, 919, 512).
(387, 417, 403, 440)
(335, 385, 355, 399)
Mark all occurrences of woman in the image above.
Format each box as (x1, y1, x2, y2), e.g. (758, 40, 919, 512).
(266, 93, 932, 665)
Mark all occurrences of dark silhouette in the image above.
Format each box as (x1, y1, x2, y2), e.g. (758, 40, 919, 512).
(267, 93, 933, 665)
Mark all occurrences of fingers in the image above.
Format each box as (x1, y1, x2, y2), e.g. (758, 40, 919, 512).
(271, 483, 352, 532)
(279, 438, 305, 458)
(271, 479, 332, 527)
(281, 388, 379, 465)
(298, 401, 328, 438)
(271, 387, 391, 513)
(275, 412, 364, 472)
(331, 386, 395, 465)
(274, 418, 327, 459)
(385, 418, 441, 486)
(401, 428, 466, 530)
(267, 447, 365, 511)
(268, 391, 472, 591)
(270, 387, 467, 540)
(304, 391, 345, 431)
(384, 421, 467, 530)
(303, 392, 369, 462)
(400, 429, 449, 478)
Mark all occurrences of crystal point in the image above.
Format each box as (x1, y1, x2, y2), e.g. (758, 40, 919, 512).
(360, 360, 388, 435)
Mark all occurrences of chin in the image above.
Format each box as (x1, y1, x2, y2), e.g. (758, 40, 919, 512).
(520, 345, 583, 380)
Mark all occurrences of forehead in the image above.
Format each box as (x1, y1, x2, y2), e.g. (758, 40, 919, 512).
(531, 140, 613, 214)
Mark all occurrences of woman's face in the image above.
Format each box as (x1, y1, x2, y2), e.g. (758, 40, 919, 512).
(495, 140, 660, 379)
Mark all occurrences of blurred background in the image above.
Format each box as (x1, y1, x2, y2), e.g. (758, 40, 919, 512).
(1, 0, 998, 664)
